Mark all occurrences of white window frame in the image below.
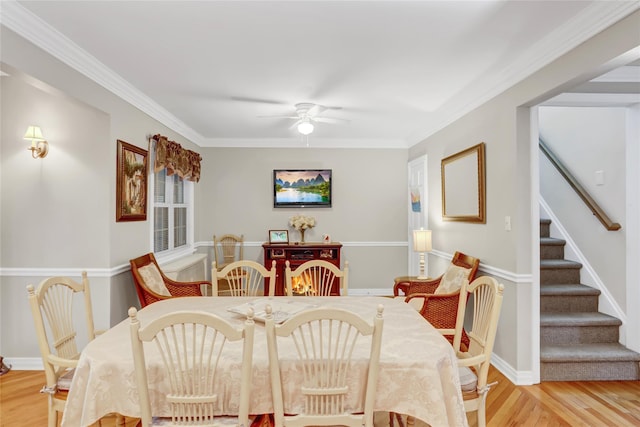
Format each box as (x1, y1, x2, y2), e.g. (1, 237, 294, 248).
(149, 164, 195, 262)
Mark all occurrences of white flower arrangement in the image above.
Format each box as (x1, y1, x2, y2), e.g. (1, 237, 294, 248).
(289, 214, 316, 231)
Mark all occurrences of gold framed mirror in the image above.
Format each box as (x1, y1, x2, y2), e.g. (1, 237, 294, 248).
(441, 142, 486, 223)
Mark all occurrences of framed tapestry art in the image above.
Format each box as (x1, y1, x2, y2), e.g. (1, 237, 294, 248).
(116, 139, 148, 222)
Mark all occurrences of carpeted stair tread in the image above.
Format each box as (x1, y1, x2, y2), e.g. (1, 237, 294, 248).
(540, 237, 566, 246)
(540, 259, 582, 269)
(540, 312, 622, 326)
(540, 284, 600, 296)
(541, 343, 640, 362)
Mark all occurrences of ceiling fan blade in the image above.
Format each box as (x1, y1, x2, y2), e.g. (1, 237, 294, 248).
(314, 117, 350, 124)
(306, 104, 326, 117)
(257, 115, 299, 119)
(231, 96, 288, 105)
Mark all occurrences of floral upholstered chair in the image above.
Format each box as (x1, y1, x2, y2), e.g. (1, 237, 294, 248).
(130, 253, 210, 308)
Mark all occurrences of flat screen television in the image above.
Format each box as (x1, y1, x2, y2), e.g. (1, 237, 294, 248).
(273, 169, 332, 208)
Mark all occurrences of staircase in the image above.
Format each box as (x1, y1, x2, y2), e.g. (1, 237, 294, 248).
(539, 218, 640, 381)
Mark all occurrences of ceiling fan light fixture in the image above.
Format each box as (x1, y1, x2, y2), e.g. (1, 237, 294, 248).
(297, 119, 314, 135)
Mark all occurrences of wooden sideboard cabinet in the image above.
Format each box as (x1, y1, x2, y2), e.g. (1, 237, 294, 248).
(262, 242, 342, 296)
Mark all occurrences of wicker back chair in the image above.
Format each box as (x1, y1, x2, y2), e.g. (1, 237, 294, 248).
(130, 253, 209, 308)
(213, 234, 244, 270)
(400, 251, 479, 349)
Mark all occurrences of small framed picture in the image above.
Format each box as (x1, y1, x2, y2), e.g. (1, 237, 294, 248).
(322, 234, 331, 243)
(269, 230, 289, 244)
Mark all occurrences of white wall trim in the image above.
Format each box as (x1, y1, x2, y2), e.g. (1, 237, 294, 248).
(3, 357, 43, 371)
(4, 1, 637, 150)
(491, 353, 535, 386)
(2, 243, 532, 283)
(0, 266, 126, 278)
(625, 103, 640, 352)
(196, 240, 410, 249)
(405, 1, 640, 145)
(430, 249, 533, 284)
(0, 1, 204, 146)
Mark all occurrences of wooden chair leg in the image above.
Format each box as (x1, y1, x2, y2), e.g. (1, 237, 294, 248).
(406, 415, 415, 427)
(389, 412, 405, 427)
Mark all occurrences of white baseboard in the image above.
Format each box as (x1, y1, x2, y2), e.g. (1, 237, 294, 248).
(3, 357, 43, 371)
(491, 353, 535, 386)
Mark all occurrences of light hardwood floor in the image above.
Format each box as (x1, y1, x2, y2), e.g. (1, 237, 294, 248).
(1, 366, 639, 426)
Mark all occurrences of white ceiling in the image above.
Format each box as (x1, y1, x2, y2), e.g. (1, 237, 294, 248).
(3, 1, 639, 148)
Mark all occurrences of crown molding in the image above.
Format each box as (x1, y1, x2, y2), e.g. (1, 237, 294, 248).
(406, 1, 640, 146)
(0, 0, 204, 145)
(542, 92, 640, 107)
(593, 65, 640, 83)
(3, 1, 638, 150)
(198, 137, 408, 149)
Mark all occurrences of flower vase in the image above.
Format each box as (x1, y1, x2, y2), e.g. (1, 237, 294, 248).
(300, 229, 306, 243)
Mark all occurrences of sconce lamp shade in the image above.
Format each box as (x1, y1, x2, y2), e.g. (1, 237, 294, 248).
(23, 125, 49, 159)
(413, 229, 432, 252)
(23, 126, 46, 141)
(297, 119, 314, 135)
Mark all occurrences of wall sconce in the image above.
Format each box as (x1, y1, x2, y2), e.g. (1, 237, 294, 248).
(23, 125, 49, 159)
(413, 228, 432, 280)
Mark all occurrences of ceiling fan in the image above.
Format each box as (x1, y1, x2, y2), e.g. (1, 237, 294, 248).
(258, 102, 348, 135)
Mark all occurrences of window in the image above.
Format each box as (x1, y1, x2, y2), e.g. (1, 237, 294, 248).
(152, 168, 193, 254)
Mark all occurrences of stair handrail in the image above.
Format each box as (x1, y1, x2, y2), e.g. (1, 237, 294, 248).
(539, 138, 621, 231)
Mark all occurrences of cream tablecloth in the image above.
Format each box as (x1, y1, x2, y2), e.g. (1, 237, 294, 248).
(61, 296, 467, 427)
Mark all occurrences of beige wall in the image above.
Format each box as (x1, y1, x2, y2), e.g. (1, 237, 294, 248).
(1, 10, 638, 380)
(195, 147, 409, 292)
(0, 27, 203, 359)
(540, 107, 628, 308)
(409, 10, 640, 380)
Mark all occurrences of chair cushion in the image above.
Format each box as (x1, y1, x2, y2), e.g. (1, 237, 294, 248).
(57, 368, 75, 391)
(434, 264, 471, 294)
(395, 295, 422, 311)
(138, 264, 171, 296)
(458, 365, 478, 393)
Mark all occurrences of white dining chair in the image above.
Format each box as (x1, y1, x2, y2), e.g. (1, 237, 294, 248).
(284, 260, 349, 296)
(212, 260, 276, 297)
(452, 276, 505, 427)
(129, 307, 255, 426)
(265, 304, 384, 427)
(27, 272, 116, 427)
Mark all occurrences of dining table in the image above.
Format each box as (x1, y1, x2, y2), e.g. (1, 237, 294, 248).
(61, 295, 468, 427)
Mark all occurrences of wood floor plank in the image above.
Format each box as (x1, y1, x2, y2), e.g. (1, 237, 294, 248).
(2, 366, 640, 426)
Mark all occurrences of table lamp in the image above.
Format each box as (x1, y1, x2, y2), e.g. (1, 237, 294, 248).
(413, 228, 432, 280)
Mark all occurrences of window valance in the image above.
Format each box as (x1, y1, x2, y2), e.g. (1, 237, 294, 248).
(151, 134, 202, 182)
